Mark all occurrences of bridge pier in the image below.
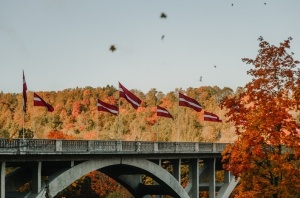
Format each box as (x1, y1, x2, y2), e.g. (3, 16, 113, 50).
(117, 175, 142, 196)
(31, 162, 42, 194)
(155, 159, 162, 198)
(216, 171, 240, 198)
(171, 159, 181, 182)
(188, 159, 199, 198)
(1, 162, 5, 198)
(208, 158, 216, 198)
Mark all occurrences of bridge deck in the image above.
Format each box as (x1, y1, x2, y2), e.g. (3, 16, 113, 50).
(0, 139, 227, 161)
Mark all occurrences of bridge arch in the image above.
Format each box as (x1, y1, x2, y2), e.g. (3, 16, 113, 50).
(35, 157, 190, 198)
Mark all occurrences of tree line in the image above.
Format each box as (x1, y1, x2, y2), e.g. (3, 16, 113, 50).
(0, 85, 238, 143)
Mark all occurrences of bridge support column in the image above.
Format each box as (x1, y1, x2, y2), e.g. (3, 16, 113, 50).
(171, 159, 181, 182)
(208, 158, 216, 198)
(31, 161, 42, 194)
(188, 158, 199, 198)
(224, 170, 230, 183)
(118, 175, 141, 193)
(217, 171, 240, 198)
(0, 162, 5, 198)
(155, 160, 162, 198)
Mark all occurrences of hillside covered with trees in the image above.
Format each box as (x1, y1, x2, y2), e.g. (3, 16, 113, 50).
(0, 85, 239, 143)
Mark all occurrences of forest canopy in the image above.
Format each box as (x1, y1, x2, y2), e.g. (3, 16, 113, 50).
(0, 85, 238, 143)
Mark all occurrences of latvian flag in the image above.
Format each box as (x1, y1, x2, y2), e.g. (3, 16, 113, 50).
(204, 111, 222, 122)
(157, 105, 173, 119)
(179, 93, 202, 112)
(119, 82, 142, 110)
(34, 93, 54, 112)
(97, 99, 118, 116)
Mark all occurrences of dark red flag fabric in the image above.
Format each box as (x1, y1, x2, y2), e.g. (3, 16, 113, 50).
(179, 93, 202, 112)
(34, 93, 54, 112)
(119, 82, 142, 110)
(97, 99, 118, 116)
(204, 111, 222, 122)
(23, 70, 27, 113)
(157, 105, 173, 119)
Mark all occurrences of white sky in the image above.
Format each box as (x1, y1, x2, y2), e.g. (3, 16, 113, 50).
(1, 0, 300, 94)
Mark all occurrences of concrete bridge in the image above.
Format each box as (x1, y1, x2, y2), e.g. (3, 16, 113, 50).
(0, 139, 239, 198)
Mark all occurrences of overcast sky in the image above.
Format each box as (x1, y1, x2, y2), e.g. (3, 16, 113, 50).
(1, 0, 300, 94)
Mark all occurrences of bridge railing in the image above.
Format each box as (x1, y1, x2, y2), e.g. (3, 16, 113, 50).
(0, 138, 228, 154)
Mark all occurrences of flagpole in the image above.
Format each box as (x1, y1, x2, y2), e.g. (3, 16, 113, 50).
(22, 108, 25, 140)
(177, 95, 180, 142)
(155, 96, 158, 142)
(22, 70, 25, 141)
(118, 82, 141, 141)
(202, 111, 205, 142)
(155, 97, 158, 142)
(156, 118, 159, 142)
(97, 100, 99, 140)
(33, 106, 37, 138)
(203, 121, 205, 142)
(43, 92, 55, 138)
(117, 84, 120, 141)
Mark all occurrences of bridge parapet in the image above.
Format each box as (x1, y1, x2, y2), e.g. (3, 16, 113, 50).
(0, 138, 228, 154)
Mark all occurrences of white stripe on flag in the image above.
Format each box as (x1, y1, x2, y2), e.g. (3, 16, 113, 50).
(179, 98, 202, 109)
(98, 103, 118, 114)
(125, 94, 140, 107)
(157, 109, 169, 114)
(34, 97, 42, 102)
(205, 114, 218, 119)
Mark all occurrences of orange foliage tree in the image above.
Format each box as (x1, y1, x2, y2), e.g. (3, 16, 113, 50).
(221, 37, 300, 197)
(47, 130, 74, 140)
(86, 171, 132, 198)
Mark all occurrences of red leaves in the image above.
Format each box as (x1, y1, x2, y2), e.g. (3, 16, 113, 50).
(222, 37, 300, 197)
(83, 131, 97, 140)
(72, 101, 82, 117)
(87, 171, 132, 197)
(46, 130, 74, 139)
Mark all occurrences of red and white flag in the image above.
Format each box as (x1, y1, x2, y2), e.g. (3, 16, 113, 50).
(34, 93, 54, 112)
(179, 93, 202, 112)
(119, 82, 142, 110)
(97, 99, 118, 116)
(204, 111, 222, 122)
(157, 105, 173, 119)
(23, 70, 27, 113)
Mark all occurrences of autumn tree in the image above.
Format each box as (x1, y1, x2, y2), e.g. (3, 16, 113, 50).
(47, 130, 74, 140)
(221, 37, 300, 197)
(88, 171, 132, 198)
